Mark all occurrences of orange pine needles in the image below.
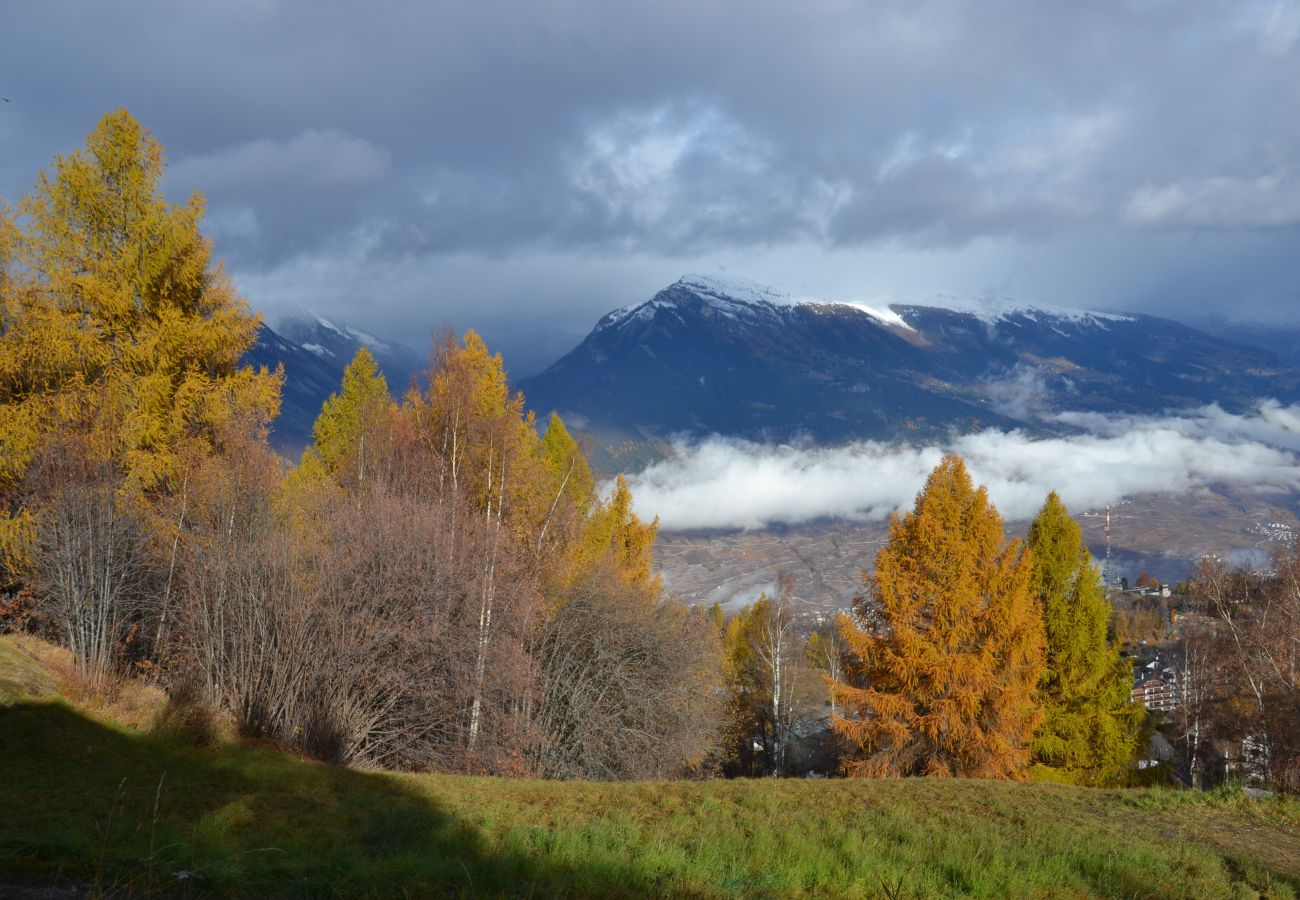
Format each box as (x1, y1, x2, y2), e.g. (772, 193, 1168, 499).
(832, 454, 1046, 779)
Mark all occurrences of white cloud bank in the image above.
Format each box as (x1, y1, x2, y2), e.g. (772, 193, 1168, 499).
(625, 401, 1300, 531)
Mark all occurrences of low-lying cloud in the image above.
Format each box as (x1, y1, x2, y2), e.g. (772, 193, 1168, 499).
(625, 402, 1300, 531)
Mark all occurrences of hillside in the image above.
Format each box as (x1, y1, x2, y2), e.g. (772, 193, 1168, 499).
(518, 275, 1300, 471)
(3, 635, 1298, 898)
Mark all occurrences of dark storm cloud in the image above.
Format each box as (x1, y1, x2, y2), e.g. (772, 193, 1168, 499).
(2, 0, 1298, 370)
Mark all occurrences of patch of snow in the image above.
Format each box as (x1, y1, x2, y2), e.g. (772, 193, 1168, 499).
(677, 273, 790, 307)
(593, 304, 641, 332)
(675, 274, 788, 323)
(813, 301, 917, 332)
(593, 275, 1135, 338)
(302, 343, 334, 358)
(313, 314, 342, 335)
(909, 294, 1137, 328)
(344, 326, 391, 352)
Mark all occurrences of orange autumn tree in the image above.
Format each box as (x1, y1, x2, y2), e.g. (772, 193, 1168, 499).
(832, 453, 1045, 779)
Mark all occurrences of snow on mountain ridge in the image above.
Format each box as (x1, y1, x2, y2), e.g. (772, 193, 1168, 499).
(593, 275, 1137, 337)
(283, 307, 395, 354)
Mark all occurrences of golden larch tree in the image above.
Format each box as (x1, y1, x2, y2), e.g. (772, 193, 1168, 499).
(832, 453, 1045, 778)
(308, 345, 393, 485)
(0, 109, 280, 671)
(2, 109, 280, 500)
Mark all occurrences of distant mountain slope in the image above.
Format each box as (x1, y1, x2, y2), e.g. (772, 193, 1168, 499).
(518, 275, 1300, 470)
(1182, 317, 1300, 366)
(244, 315, 424, 455)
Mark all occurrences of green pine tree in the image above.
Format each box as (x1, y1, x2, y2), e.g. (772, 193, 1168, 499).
(1027, 492, 1143, 785)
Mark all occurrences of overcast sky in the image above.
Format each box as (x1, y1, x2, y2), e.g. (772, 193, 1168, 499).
(3, 0, 1299, 375)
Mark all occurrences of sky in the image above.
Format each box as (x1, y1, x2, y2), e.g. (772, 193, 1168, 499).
(3, 0, 1299, 376)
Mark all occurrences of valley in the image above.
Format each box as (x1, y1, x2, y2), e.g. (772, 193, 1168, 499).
(655, 485, 1300, 613)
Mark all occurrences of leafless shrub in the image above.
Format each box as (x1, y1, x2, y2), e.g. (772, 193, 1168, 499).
(29, 463, 159, 682)
(175, 425, 541, 771)
(530, 565, 722, 780)
(1187, 546, 1300, 791)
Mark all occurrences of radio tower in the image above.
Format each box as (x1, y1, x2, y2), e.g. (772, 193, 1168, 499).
(1101, 504, 1117, 591)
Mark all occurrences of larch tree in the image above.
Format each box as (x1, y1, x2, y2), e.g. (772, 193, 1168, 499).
(832, 453, 1045, 779)
(533, 412, 596, 588)
(2, 109, 280, 503)
(306, 345, 392, 486)
(576, 474, 660, 593)
(1026, 492, 1143, 785)
(0, 109, 280, 675)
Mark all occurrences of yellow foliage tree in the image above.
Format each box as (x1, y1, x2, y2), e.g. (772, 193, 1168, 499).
(576, 475, 661, 593)
(1027, 492, 1143, 785)
(308, 345, 392, 485)
(415, 330, 546, 536)
(832, 454, 1045, 779)
(0, 109, 281, 579)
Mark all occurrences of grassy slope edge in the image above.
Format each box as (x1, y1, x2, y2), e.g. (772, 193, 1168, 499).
(1, 634, 1298, 899)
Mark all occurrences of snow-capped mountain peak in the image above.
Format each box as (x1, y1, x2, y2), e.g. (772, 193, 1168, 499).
(295, 309, 394, 353)
(594, 274, 1135, 340)
(520, 274, 1296, 456)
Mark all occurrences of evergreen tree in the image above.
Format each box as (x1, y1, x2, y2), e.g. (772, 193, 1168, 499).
(1027, 492, 1143, 785)
(832, 454, 1045, 779)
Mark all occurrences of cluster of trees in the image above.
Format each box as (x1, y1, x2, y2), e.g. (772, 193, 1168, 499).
(832, 458, 1143, 783)
(718, 458, 1145, 785)
(0, 110, 722, 778)
(1172, 551, 1300, 790)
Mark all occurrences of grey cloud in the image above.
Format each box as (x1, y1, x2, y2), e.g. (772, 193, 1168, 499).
(2, 0, 1300, 364)
(1124, 171, 1300, 228)
(168, 130, 391, 194)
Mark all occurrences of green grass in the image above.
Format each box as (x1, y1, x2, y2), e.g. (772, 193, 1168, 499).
(2, 637, 1298, 898)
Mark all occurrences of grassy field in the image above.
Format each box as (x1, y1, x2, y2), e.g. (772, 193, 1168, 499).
(2, 634, 1298, 898)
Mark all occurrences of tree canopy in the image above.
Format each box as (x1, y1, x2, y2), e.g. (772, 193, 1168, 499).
(832, 454, 1045, 779)
(1027, 492, 1143, 785)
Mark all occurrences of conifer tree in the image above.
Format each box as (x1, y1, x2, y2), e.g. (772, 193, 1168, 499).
(0, 110, 280, 674)
(308, 345, 392, 483)
(1, 110, 280, 495)
(538, 412, 594, 513)
(578, 475, 660, 592)
(1026, 492, 1142, 785)
(0, 110, 280, 578)
(832, 454, 1045, 779)
(533, 412, 596, 583)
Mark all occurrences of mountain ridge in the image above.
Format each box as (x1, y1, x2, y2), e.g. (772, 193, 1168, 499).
(518, 276, 1300, 473)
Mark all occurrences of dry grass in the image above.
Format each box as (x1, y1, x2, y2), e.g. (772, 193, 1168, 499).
(0, 634, 64, 704)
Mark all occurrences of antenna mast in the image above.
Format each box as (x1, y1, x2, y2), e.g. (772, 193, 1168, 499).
(1102, 504, 1116, 591)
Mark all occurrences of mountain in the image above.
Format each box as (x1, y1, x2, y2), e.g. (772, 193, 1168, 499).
(1181, 316, 1300, 366)
(244, 314, 424, 455)
(518, 275, 1300, 470)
